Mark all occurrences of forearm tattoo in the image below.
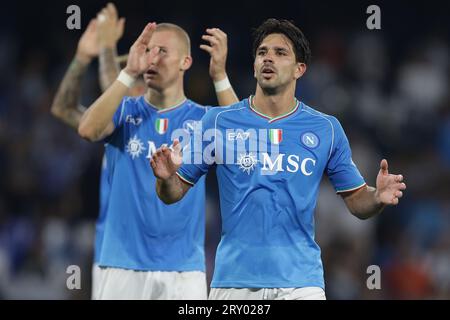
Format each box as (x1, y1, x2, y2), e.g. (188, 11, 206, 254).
(99, 47, 120, 92)
(52, 58, 89, 129)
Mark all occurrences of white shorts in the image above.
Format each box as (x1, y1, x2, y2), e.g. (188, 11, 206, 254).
(91, 264, 101, 300)
(209, 287, 326, 300)
(92, 266, 207, 300)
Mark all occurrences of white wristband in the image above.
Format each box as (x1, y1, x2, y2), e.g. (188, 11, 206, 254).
(214, 77, 231, 92)
(117, 70, 136, 88)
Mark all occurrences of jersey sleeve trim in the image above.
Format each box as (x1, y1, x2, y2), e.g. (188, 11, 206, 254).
(336, 182, 367, 194)
(176, 172, 195, 186)
(118, 102, 126, 127)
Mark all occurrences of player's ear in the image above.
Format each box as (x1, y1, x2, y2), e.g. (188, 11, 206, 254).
(294, 62, 307, 80)
(180, 55, 192, 71)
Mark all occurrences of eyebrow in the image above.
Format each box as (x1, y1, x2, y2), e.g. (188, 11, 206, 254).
(274, 47, 289, 52)
(257, 45, 290, 52)
(148, 45, 168, 51)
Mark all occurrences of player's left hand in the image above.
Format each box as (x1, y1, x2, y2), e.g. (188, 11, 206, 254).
(375, 159, 406, 205)
(76, 19, 99, 64)
(200, 28, 228, 82)
(96, 3, 125, 48)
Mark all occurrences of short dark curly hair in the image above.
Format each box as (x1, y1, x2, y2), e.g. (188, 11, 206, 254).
(252, 18, 311, 64)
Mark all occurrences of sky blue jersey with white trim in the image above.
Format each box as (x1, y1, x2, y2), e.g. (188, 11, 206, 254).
(178, 96, 366, 288)
(99, 96, 208, 271)
(93, 152, 109, 264)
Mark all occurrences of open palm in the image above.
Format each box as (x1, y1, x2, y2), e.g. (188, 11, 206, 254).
(150, 140, 183, 180)
(97, 3, 126, 47)
(200, 28, 228, 80)
(124, 22, 159, 78)
(77, 19, 99, 60)
(375, 159, 406, 205)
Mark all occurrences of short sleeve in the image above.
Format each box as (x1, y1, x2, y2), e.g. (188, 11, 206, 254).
(102, 97, 131, 144)
(112, 97, 128, 129)
(177, 109, 216, 185)
(326, 117, 366, 193)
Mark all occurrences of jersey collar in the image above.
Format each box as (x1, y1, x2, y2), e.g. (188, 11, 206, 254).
(143, 96, 187, 114)
(247, 95, 301, 123)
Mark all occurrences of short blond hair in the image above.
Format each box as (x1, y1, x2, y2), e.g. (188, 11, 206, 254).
(156, 23, 191, 55)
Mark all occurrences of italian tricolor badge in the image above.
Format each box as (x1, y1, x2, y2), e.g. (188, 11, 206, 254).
(155, 118, 168, 134)
(269, 129, 283, 144)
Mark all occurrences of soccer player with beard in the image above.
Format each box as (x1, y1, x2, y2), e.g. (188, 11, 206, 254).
(151, 18, 407, 300)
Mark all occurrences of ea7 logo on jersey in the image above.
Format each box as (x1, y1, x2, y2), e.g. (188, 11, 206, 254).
(227, 130, 251, 141)
(125, 115, 143, 126)
(260, 153, 316, 176)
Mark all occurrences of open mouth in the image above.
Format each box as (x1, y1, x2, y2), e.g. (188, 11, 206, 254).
(145, 69, 159, 76)
(261, 66, 276, 77)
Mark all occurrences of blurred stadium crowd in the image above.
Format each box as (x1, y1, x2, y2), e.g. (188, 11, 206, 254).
(0, 1, 448, 299)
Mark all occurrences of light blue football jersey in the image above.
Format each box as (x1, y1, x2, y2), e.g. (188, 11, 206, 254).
(93, 152, 109, 264)
(178, 96, 366, 288)
(99, 96, 208, 271)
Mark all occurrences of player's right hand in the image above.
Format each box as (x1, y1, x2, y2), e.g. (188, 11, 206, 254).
(150, 139, 183, 180)
(123, 23, 159, 78)
(76, 19, 99, 64)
